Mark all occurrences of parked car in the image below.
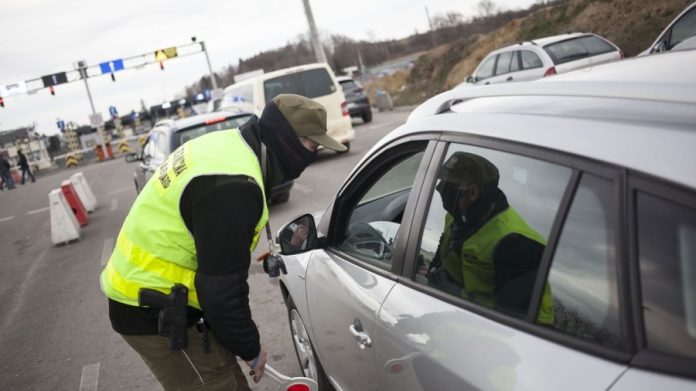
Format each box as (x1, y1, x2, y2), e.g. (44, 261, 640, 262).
(337, 76, 372, 123)
(126, 110, 294, 204)
(274, 50, 696, 390)
(640, 1, 696, 55)
(461, 32, 623, 86)
(220, 63, 355, 152)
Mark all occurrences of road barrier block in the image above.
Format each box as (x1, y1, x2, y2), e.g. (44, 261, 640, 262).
(49, 189, 81, 245)
(70, 172, 97, 213)
(61, 180, 89, 227)
(118, 139, 134, 154)
(138, 134, 148, 147)
(65, 153, 80, 167)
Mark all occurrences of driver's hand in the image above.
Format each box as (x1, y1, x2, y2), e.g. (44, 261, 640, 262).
(245, 349, 267, 383)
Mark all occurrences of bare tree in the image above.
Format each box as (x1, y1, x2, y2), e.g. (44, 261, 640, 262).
(477, 0, 497, 17)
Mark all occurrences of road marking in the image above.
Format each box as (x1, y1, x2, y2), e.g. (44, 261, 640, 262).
(0, 247, 49, 335)
(110, 198, 118, 211)
(109, 187, 132, 195)
(27, 207, 50, 215)
(292, 183, 312, 194)
(79, 362, 100, 391)
(0, 216, 15, 223)
(100, 237, 114, 266)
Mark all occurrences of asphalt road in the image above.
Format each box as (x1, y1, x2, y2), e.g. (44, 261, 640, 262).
(0, 107, 411, 391)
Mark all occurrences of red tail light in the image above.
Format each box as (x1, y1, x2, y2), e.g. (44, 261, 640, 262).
(205, 117, 227, 125)
(341, 101, 349, 117)
(287, 384, 310, 391)
(543, 66, 557, 77)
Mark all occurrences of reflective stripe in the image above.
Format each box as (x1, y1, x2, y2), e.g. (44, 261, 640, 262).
(108, 232, 201, 308)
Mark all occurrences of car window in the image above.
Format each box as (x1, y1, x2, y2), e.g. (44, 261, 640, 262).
(339, 80, 359, 91)
(475, 55, 497, 80)
(171, 115, 252, 149)
(670, 7, 696, 49)
(521, 50, 543, 69)
(415, 144, 572, 321)
(143, 132, 157, 160)
(543, 35, 616, 64)
(495, 51, 514, 75)
(510, 51, 521, 72)
(537, 174, 621, 349)
(637, 191, 696, 359)
(153, 131, 168, 160)
(264, 68, 335, 102)
(336, 147, 426, 270)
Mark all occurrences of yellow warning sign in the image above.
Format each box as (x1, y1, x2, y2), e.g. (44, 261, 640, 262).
(155, 47, 178, 62)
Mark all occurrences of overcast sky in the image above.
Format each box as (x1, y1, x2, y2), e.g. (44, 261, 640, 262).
(0, 0, 537, 136)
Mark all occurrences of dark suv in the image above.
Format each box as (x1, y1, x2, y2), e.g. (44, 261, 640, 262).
(337, 76, 372, 123)
(126, 111, 293, 204)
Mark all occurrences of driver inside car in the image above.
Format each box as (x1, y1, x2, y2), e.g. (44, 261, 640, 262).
(426, 152, 554, 324)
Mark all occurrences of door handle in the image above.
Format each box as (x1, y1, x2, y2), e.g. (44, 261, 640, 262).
(506, 76, 514, 82)
(349, 319, 372, 350)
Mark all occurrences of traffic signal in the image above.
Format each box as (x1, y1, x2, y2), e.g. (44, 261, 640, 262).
(49, 86, 55, 96)
(111, 73, 116, 82)
(0, 97, 4, 108)
(159, 61, 165, 70)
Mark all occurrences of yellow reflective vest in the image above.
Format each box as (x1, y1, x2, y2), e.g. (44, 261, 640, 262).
(440, 207, 554, 324)
(101, 129, 269, 309)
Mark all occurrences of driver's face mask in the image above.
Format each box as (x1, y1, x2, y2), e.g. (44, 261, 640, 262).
(437, 181, 461, 216)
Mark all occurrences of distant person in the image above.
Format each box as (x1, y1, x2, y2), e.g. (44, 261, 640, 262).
(0, 156, 15, 190)
(426, 152, 553, 323)
(17, 150, 35, 184)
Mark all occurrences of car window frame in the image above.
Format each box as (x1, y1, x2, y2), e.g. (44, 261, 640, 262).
(520, 49, 544, 70)
(399, 132, 633, 363)
(326, 135, 437, 278)
(474, 54, 499, 81)
(668, 6, 696, 49)
(627, 173, 696, 379)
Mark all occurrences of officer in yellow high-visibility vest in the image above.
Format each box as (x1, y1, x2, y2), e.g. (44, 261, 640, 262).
(100, 94, 346, 390)
(426, 152, 554, 324)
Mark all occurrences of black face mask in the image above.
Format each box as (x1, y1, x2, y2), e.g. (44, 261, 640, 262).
(259, 102, 318, 180)
(437, 182, 462, 216)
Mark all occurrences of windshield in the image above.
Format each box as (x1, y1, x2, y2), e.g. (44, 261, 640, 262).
(263, 68, 335, 102)
(171, 115, 252, 149)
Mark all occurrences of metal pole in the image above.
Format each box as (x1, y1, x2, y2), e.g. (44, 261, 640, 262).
(200, 41, 218, 90)
(78, 62, 109, 159)
(425, 6, 437, 48)
(301, 0, 328, 64)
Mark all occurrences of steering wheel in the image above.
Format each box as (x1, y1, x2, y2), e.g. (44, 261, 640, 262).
(342, 222, 394, 261)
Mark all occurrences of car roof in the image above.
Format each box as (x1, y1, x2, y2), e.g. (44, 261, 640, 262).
(382, 50, 696, 190)
(529, 32, 587, 46)
(155, 111, 252, 133)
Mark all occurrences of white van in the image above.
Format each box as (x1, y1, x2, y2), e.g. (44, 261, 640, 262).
(221, 63, 355, 151)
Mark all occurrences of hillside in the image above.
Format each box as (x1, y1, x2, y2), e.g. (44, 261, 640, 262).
(365, 0, 693, 106)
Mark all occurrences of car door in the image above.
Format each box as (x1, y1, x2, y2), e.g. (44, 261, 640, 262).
(376, 140, 630, 390)
(305, 140, 432, 391)
(609, 178, 696, 390)
(515, 50, 546, 81)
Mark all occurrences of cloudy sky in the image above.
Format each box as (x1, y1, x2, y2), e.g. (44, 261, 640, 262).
(0, 0, 537, 136)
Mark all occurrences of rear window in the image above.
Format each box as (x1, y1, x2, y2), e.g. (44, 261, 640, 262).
(171, 115, 252, 149)
(543, 35, 616, 65)
(339, 79, 359, 91)
(263, 68, 335, 102)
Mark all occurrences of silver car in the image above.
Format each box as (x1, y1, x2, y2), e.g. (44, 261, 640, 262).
(275, 49, 696, 391)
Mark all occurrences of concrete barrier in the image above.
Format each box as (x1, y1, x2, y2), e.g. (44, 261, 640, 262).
(61, 180, 89, 227)
(70, 172, 97, 213)
(49, 189, 81, 245)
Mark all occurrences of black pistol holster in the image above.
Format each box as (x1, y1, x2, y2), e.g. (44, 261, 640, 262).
(138, 284, 188, 350)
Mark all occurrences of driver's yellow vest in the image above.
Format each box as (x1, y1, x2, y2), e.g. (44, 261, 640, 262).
(100, 129, 269, 309)
(440, 207, 554, 324)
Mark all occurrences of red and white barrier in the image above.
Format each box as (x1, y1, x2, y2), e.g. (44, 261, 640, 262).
(70, 172, 97, 213)
(61, 180, 89, 227)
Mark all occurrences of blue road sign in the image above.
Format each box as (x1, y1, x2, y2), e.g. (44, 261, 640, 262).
(99, 59, 124, 74)
(109, 106, 118, 118)
(56, 119, 65, 131)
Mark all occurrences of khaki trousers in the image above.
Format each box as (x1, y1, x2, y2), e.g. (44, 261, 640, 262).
(122, 327, 251, 391)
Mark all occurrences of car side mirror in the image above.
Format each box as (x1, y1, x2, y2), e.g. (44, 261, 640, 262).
(277, 214, 318, 255)
(466, 75, 475, 83)
(124, 152, 141, 162)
